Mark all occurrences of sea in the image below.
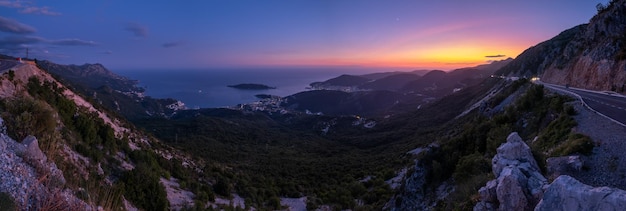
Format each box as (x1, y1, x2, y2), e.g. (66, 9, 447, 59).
(118, 67, 386, 109)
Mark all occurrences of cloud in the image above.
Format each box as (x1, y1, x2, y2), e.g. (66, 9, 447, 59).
(0, 16, 36, 34)
(0, 0, 21, 8)
(0, 36, 43, 53)
(125, 22, 148, 38)
(0, 35, 44, 44)
(0, 36, 96, 58)
(162, 41, 183, 48)
(0, 36, 96, 46)
(20, 6, 61, 16)
(50, 38, 97, 46)
(485, 54, 506, 58)
(0, 0, 61, 16)
(0, 36, 41, 55)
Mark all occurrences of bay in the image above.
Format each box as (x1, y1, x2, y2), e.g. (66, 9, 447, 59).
(118, 67, 384, 108)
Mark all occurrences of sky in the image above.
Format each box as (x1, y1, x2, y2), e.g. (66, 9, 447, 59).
(0, 0, 610, 71)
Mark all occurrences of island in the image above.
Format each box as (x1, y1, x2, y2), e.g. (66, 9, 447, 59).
(227, 83, 276, 90)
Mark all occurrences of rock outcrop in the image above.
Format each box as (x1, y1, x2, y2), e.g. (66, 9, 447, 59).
(388, 145, 453, 211)
(496, 0, 626, 92)
(536, 175, 626, 210)
(475, 132, 548, 211)
(546, 155, 583, 179)
(23, 135, 46, 163)
(475, 132, 626, 210)
(0, 118, 83, 209)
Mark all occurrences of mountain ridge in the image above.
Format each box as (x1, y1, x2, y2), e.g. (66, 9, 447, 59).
(496, 0, 626, 92)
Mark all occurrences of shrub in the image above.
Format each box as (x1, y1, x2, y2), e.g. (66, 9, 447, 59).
(1, 98, 56, 141)
(551, 133, 594, 157)
(452, 153, 490, 183)
(120, 166, 169, 211)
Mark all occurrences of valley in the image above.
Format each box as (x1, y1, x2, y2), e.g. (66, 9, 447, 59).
(0, 1, 626, 211)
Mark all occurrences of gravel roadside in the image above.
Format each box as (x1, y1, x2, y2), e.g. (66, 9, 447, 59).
(567, 101, 626, 189)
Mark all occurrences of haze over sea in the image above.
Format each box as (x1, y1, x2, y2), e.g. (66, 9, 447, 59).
(119, 67, 386, 108)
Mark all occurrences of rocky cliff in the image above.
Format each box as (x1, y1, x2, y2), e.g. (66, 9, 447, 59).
(536, 175, 626, 210)
(497, 0, 626, 92)
(475, 132, 626, 211)
(0, 119, 87, 210)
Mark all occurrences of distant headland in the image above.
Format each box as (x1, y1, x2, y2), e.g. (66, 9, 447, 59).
(227, 83, 276, 90)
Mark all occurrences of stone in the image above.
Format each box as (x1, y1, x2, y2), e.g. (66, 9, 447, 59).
(478, 180, 497, 203)
(492, 132, 539, 177)
(0, 135, 6, 151)
(475, 132, 548, 211)
(496, 167, 529, 211)
(535, 175, 626, 211)
(473, 201, 495, 211)
(22, 136, 46, 163)
(546, 156, 583, 179)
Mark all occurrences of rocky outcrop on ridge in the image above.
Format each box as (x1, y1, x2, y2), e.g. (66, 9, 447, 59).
(474, 132, 548, 211)
(545, 155, 583, 179)
(496, 0, 626, 92)
(536, 175, 626, 210)
(475, 132, 626, 211)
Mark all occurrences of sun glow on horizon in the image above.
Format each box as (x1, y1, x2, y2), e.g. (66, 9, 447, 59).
(246, 42, 527, 71)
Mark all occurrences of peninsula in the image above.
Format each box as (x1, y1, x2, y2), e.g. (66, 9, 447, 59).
(227, 83, 276, 90)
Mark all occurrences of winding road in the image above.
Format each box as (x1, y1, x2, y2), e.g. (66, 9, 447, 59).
(542, 82, 626, 126)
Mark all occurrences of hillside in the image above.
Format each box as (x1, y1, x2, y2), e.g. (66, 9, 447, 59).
(2, 1, 626, 207)
(36, 60, 181, 121)
(359, 73, 421, 91)
(496, 0, 626, 92)
(1, 52, 623, 210)
(0, 61, 209, 210)
(298, 60, 510, 117)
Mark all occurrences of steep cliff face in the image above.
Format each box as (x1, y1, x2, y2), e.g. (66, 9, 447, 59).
(497, 0, 626, 92)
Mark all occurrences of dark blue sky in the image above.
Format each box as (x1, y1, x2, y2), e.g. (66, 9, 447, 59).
(0, 0, 609, 71)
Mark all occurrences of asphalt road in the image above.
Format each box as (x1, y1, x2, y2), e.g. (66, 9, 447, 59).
(542, 83, 626, 126)
(0, 60, 19, 73)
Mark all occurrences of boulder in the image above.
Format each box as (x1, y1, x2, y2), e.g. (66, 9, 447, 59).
(478, 180, 497, 203)
(22, 136, 46, 163)
(475, 132, 548, 211)
(535, 175, 626, 211)
(496, 167, 529, 210)
(492, 132, 539, 177)
(546, 156, 583, 179)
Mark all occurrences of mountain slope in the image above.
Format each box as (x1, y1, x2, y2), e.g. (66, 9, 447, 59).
(36, 60, 180, 120)
(0, 60, 215, 210)
(359, 73, 421, 91)
(496, 0, 626, 92)
(310, 74, 371, 87)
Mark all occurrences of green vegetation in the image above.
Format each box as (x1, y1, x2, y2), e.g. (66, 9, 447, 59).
(0, 76, 175, 210)
(421, 81, 593, 210)
(132, 78, 501, 210)
(138, 111, 396, 209)
(0, 97, 56, 144)
(551, 133, 594, 157)
(11, 61, 596, 210)
(120, 165, 169, 211)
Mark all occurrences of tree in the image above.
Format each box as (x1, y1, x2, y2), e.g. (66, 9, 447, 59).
(121, 166, 169, 211)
